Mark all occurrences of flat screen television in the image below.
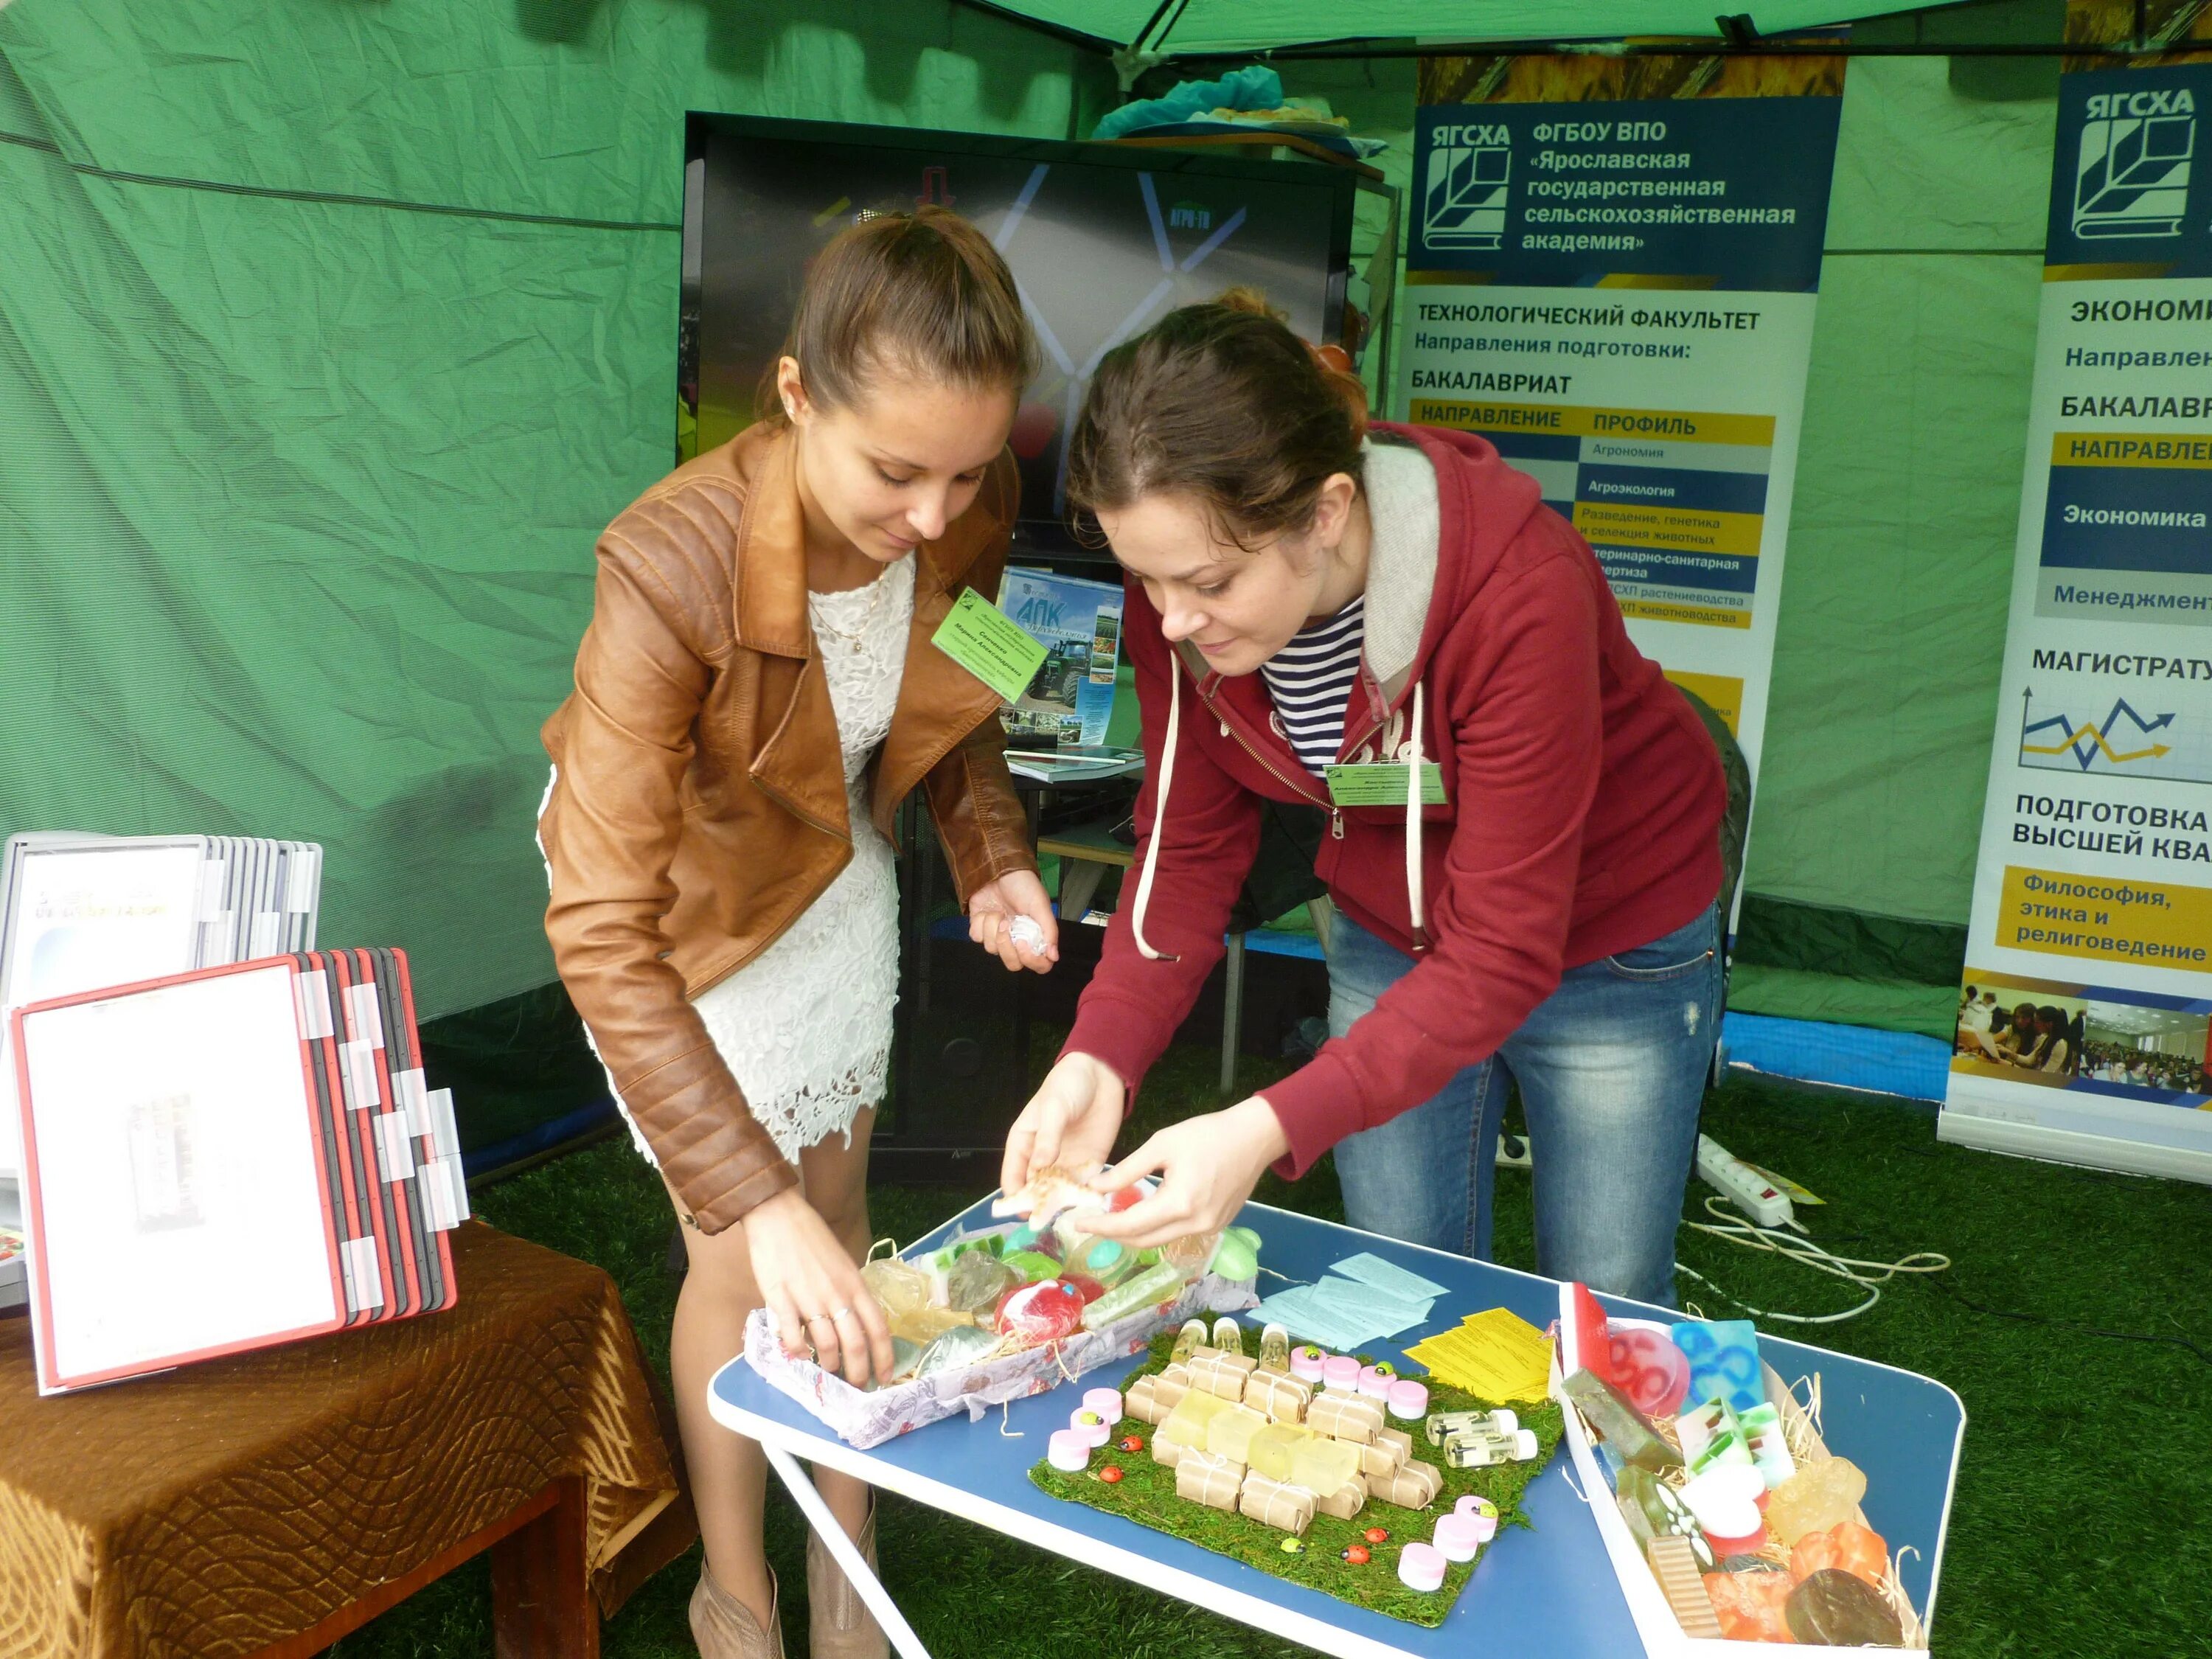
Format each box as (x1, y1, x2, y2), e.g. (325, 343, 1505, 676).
(679, 114, 1374, 560)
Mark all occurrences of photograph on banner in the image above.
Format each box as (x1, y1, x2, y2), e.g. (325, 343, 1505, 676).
(1944, 0, 2212, 1181)
(1953, 967, 2208, 1104)
(1403, 45, 1845, 815)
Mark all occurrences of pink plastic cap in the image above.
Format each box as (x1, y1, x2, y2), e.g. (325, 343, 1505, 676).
(1048, 1429, 1091, 1472)
(1397, 1540, 1448, 1592)
(1290, 1345, 1327, 1382)
(1323, 1355, 1361, 1391)
(1357, 1365, 1392, 1399)
(1069, 1408, 1113, 1448)
(1083, 1387, 1123, 1422)
(1388, 1380, 1430, 1419)
(1433, 1512, 1484, 1562)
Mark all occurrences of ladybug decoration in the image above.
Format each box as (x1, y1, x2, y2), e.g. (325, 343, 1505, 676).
(1364, 1527, 1391, 1544)
(1099, 1465, 1124, 1484)
(1341, 1545, 1371, 1565)
(1118, 1436, 1144, 1454)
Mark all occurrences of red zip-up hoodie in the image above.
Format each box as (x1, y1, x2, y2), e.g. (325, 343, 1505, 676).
(1061, 423, 1725, 1178)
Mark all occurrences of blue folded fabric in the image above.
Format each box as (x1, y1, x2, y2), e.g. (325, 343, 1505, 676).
(1093, 66, 1284, 142)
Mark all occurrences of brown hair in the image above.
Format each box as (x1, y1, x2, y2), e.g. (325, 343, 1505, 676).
(760, 205, 1037, 422)
(1065, 292, 1369, 549)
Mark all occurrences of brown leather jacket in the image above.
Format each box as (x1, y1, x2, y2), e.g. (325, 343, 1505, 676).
(539, 425, 1036, 1232)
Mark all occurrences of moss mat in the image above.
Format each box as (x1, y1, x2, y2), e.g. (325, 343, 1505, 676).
(1028, 1331, 1565, 1627)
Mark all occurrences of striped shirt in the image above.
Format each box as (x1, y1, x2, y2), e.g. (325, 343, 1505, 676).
(1259, 596, 1366, 775)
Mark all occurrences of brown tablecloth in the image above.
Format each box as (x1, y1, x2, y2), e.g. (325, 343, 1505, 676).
(0, 1221, 695, 1658)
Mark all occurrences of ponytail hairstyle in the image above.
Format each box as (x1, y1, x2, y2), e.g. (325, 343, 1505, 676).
(1065, 291, 1370, 552)
(758, 204, 1037, 424)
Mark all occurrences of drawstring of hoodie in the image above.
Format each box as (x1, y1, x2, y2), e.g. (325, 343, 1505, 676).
(1130, 653, 1431, 960)
(1406, 678, 1428, 951)
(1130, 653, 1180, 961)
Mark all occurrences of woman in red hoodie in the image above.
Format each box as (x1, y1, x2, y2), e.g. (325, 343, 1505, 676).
(1001, 299, 1728, 1304)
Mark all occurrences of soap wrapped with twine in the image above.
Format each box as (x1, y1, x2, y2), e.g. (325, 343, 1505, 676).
(1239, 1472, 1318, 1534)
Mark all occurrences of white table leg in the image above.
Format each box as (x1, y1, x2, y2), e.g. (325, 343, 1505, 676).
(759, 1441, 935, 1659)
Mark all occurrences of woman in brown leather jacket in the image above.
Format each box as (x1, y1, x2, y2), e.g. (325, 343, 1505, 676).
(539, 209, 1054, 1659)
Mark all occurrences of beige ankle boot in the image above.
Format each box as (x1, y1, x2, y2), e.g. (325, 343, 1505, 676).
(690, 1560, 785, 1659)
(806, 1499, 888, 1659)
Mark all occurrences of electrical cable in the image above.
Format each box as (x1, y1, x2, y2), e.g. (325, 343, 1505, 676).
(1675, 1196, 1950, 1325)
(1680, 1195, 2212, 1365)
(1923, 1273, 2212, 1371)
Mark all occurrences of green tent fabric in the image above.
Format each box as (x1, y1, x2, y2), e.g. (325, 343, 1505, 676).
(0, 0, 2071, 1048)
(0, 0, 1105, 1022)
(974, 2, 1918, 52)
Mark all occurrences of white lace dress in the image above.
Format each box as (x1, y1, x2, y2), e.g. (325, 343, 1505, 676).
(576, 557, 915, 1169)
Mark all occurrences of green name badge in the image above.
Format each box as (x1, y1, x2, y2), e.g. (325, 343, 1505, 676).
(1324, 762, 1446, 807)
(931, 587, 1048, 704)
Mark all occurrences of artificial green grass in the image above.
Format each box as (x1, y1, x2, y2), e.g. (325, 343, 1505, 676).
(327, 1043, 2212, 1659)
(1028, 1328, 1562, 1625)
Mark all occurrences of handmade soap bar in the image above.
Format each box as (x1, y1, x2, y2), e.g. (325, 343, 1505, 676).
(1786, 1568, 1905, 1646)
(1764, 1455, 1868, 1547)
(1208, 1225, 1262, 1282)
(860, 1255, 931, 1319)
(1124, 1376, 1166, 1425)
(912, 1324, 1001, 1378)
(1315, 1479, 1367, 1520)
(1245, 1422, 1313, 1483)
(1239, 1472, 1317, 1534)
(887, 1302, 974, 1346)
(1358, 1438, 1407, 1479)
(1705, 1567, 1794, 1642)
(1646, 1537, 1724, 1638)
(1243, 1369, 1312, 1423)
(1079, 1261, 1186, 1329)
(1675, 1396, 1735, 1464)
(1617, 1466, 1715, 1571)
(1290, 1435, 1364, 1497)
(1157, 1390, 1232, 1450)
(1189, 1351, 1258, 1399)
(1001, 1249, 1064, 1284)
(995, 1280, 1085, 1343)
(1367, 1460, 1442, 1509)
(1607, 1326, 1691, 1415)
(1669, 1318, 1764, 1414)
(1561, 1368, 1683, 1473)
(1204, 1404, 1270, 1464)
(1310, 1393, 1384, 1444)
(1376, 1426, 1414, 1464)
(945, 1250, 1020, 1315)
(1738, 1400, 1798, 1489)
(1175, 1451, 1244, 1510)
(1791, 1520, 1890, 1588)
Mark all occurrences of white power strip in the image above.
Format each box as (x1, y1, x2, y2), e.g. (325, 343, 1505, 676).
(1697, 1134, 1794, 1229)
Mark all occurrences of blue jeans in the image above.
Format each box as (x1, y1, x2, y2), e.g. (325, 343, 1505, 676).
(1326, 904, 1722, 1307)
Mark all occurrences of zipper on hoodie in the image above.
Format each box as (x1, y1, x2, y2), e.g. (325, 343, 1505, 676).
(1200, 684, 1344, 840)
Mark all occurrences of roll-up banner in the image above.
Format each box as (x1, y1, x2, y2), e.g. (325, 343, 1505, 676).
(1944, 1, 2212, 1181)
(1402, 44, 1846, 911)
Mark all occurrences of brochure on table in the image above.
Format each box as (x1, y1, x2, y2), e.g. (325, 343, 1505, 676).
(997, 568, 1124, 748)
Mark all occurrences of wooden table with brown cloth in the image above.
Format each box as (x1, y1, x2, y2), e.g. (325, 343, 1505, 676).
(0, 1221, 698, 1658)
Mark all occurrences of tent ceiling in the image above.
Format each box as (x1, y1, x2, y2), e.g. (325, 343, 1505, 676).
(977, 2, 1923, 55)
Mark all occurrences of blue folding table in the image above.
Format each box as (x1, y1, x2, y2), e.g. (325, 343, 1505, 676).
(709, 1199, 1964, 1659)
